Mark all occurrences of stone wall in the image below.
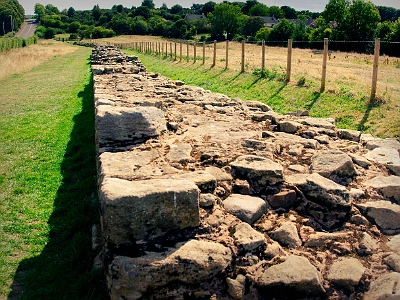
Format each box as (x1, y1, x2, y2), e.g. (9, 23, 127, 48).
(92, 45, 400, 300)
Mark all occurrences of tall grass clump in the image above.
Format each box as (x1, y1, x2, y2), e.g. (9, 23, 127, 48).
(0, 36, 38, 52)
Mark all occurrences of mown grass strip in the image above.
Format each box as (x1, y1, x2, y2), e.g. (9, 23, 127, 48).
(127, 50, 399, 140)
(0, 45, 106, 299)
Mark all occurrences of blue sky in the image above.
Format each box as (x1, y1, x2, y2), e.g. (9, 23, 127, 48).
(19, 0, 400, 15)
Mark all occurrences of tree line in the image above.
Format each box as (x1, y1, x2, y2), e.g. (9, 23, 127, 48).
(30, 0, 400, 56)
(0, 0, 24, 36)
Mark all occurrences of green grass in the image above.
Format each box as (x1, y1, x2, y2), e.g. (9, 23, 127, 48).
(0, 45, 106, 299)
(126, 49, 399, 140)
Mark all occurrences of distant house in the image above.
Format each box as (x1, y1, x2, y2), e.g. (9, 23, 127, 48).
(261, 16, 317, 29)
(184, 13, 207, 24)
(261, 16, 280, 29)
(287, 19, 317, 28)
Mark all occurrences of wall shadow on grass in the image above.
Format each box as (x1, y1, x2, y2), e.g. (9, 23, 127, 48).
(304, 91, 321, 111)
(9, 72, 108, 300)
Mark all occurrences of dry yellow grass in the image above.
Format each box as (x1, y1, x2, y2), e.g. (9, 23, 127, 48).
(0, 40, 77, 81)
(90, 35, 400, 102)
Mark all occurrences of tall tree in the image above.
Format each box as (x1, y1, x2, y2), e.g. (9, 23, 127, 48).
(322, 0, 350, 24)
(208, 3, 245, 39)
(268, 6, 284, 18)
(242, 16, 264, 37)
(248, 3, 269, 16)
(141, 0, 155, 10)
(281, 6, 297, 19)
(268, 19, 295, 41)
(34, 3, 46, 22)
(202, 1, 216, 16)
(243, 0, 258, 15)
(344, 0, 380, 40)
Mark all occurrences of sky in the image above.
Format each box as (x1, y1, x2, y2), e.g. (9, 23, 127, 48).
(19, 0, 400, 15)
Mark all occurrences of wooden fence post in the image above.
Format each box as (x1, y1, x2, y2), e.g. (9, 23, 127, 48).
(286, 39, 293, 82)
(262, 40, 265, 74)
(187, 43, 189, 62)
(370, 38, 380, 100)
(241, 40, 245, 73)
(212, 40, 217, 67)
(225, 40, 229, 69)
(321, 38, 328, 92)
(174, 42, 177, 61)
(170, 42, 172, 59)
(180, 42, 182, 62)
(203, 41, 206, 65)
(194, 41, 197, 63)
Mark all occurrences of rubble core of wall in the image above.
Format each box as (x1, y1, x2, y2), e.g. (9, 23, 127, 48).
(91, 45, 400, 300)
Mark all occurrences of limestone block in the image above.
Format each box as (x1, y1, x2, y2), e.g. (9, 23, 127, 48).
(364, 147, 400, 176)
(278, 120, 303, 134)
(364, 175, 400, 203)
(96, 105, 167, 146)
(233, 222, 266, 251)
(364, 272, 400, 300)
(108, 240, 232, 300)
(258, 255, 325, 297)
(175, 170, 217, 193)
(300, 117, 335, 129)
(269, 190, 297, 209)
(327, 258, 364, 291)
(387, 235, 400, 254)
(223, 194, 267, 224)
(337, 128, 361, 142)
(166, 143, 192, 164)
(226, 275, 246, 300)
(357, 232, 379, 255)
(365, 138, 400, 151)
(357, 200, 400, 234)
(270, 222, 302, 248)
(274, 132, 319, 149)
(287, 173, 350, 209)
(205, 166, 233, 182)
(384, 254, 400, 272)
(230, 155, 284, 186)
(310, 150, 357, 178)
(304, 232, 352, 247)
(100, 178, 200, 243)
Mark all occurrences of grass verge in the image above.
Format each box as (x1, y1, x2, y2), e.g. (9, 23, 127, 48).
(0, 44, 106, 299)
(126, 49, 399, 140)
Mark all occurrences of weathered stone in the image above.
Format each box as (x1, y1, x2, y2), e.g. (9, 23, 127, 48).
(364, 147, 400, 175)
(287, 164, 307, 173)
(243, 139, 276, 152)
(226, 275, 246, 300)
(384, 253, 400, 272)
(245, 100, 272, 112)
(279, 120, 303, 133)
(300, 117, 335, 129)
(274, 132, 319, 149)
(258, 255, 325, 297)
(176, 171, 217, 193)
(364, 175, 400, 203)
(327, 258, 364, 291)
(96, 105, 166, 146)
(263, 241, 286, 259)
(167, 143, 192, 164)
(337, 129, 362, 142)
(364, 272, 400, 300)
(310, 150, 357, 178)
(270, 222, 302, 248)
(108, 240, 232, 299)
(200, 148, 221, 160)
(269, 190, 297, 209)
(233, 222, 266, 251)
(230, 155, 284, 186)
(304, 232, 352, 247)
(365, 138, 400, 151)
(349, 188, 365, 199)
(199, 193, 217, 208)
(288, 144, 304, 156)
(100, 178, 199, 243)
(223, 194, 267, 224)
(357, 232, 379, 255)
(287, 173, 350, 209)
(387, 234, 400, 253)
(98, 149, 160, 180)
(205, 166, 233, 182)
(357, 201, 400, 234)
(348, 153, 372, 168)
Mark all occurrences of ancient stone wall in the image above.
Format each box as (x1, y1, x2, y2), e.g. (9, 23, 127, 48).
(92, 45, 400, 300)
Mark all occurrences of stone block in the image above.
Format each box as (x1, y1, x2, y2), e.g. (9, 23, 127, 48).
(223, 194, 267, 224)
(100, 178, 200, 243)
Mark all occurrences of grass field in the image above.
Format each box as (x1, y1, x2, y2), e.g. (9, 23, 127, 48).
(0, 43, 106, 299)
